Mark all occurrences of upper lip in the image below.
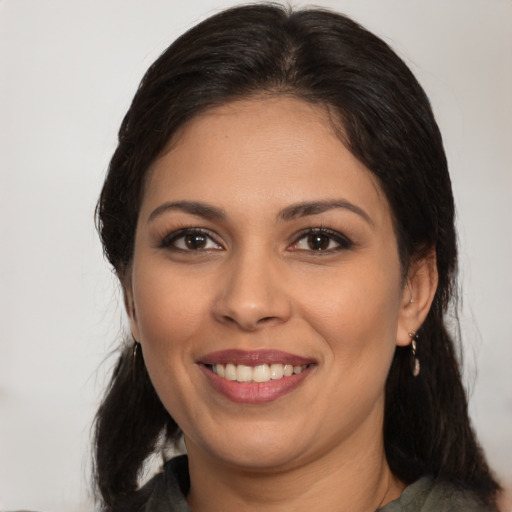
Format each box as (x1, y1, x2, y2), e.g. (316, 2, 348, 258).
(199, 349, 315, 367)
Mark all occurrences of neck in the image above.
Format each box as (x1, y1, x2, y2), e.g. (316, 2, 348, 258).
(186, 434, 404, 512)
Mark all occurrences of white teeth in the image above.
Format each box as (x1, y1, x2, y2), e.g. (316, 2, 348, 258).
(225, 363, 237, 381)
(270, 363, 284, 380)
(253, 364, 271, 382)
(210, 363, 308, 383)
(215, 363, 225, 377)
(236, 364, 253, 382)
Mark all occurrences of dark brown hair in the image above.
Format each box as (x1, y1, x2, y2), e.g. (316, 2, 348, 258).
(94, 4, 499, 510)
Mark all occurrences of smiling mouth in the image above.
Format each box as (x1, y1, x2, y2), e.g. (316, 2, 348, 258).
(206, 363, 313, 383)
(199, 350, 316, 403)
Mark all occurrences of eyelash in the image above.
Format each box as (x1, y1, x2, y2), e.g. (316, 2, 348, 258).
(159, 228, 223, 252)
(159, 227, 353, 254)
(289, 227, 354, 253)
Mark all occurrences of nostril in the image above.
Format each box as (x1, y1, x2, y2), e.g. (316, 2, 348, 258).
(219, 313, 282, 331)
(258, 316, 278, 324)
(222, 315, 239, 325)
(212, 282, 292, 330)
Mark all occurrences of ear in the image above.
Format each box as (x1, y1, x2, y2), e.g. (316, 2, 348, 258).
(396, 250, 438, 347)
(122, 276, 141, 342)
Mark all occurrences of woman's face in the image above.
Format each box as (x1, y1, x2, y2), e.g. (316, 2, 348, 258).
(128, 97, 418, 471)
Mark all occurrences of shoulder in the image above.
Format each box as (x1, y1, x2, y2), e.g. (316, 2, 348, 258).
(382, 476, 497, 512)
(144, 461, 497, 512)
(143, 455, 191, 512)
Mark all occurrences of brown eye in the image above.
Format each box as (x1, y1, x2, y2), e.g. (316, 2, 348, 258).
(184, 233, 208, 250)
(289, 228, 353, 253)
(161, 229, 223, 251)
(307, 233, 331, 251)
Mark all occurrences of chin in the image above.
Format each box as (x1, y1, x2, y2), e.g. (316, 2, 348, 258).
(186, 423, 313, 472)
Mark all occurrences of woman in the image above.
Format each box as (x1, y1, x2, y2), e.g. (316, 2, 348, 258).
(93, 4, 501, 511)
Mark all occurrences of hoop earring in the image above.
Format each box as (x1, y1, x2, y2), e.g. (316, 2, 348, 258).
(409, 332, 420, 377)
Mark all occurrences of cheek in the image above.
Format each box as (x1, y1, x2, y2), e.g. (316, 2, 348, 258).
(133, 265, 213, 384)
(296, 263, 402, 361)
(131, 264, 210, 357)
(130, 265, 210, 426)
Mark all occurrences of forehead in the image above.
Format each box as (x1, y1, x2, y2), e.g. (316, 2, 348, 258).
(142, 96, 389, 223)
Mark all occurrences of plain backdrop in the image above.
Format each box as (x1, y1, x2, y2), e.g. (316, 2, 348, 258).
(0, 1, 511, 510)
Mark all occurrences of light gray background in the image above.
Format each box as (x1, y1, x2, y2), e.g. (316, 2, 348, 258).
(0, 1, 510, 510)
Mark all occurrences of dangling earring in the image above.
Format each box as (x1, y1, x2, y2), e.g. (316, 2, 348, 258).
(132, 338, 141, 377)
(409, 331, 420, 377)
(133, 340, 140, 359)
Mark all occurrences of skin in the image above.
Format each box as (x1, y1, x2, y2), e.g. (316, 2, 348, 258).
(127, 97, 437, 511)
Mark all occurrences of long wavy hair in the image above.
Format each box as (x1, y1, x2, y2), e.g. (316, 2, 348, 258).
(93, 4, 500, 510)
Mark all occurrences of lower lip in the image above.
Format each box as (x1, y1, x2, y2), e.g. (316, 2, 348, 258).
(199, 365, 314, 404)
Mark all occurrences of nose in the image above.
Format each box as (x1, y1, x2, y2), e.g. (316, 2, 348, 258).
(212, 250, 292, 331)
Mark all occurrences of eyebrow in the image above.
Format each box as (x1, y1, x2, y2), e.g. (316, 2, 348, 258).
(147, 201, 227, 223)
(147, 199, 372, 225)
(278, 200, 373, 225)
